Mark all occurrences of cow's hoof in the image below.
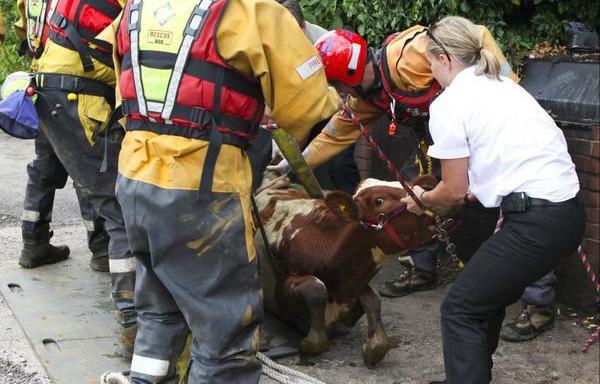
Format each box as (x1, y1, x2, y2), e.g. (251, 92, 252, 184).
(299, 332, 330, 355)
(361, 337, 390, 368)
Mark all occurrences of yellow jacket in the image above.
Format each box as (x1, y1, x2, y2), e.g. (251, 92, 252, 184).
(304, 25, 519, 169)
(113, 0, 339, 194)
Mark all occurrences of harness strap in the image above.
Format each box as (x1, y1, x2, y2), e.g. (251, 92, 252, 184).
(100, 105, 124, 173)
(122, 100, 255, 136)
(128, 0, 145, 115)
(34, 72, 115, 107)
(125, 119, 249, 147)
(198, 65, 225, 201)
(121, 54, 262, 99)
(162, 0, 213, 121)
(50, 13, 95, 72)
(383, 225, 407, 250)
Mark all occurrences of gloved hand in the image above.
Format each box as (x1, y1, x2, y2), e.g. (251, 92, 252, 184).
(266, 158, 290, 176)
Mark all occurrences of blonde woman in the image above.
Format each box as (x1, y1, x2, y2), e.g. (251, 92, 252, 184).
(401, 16, 585, 384)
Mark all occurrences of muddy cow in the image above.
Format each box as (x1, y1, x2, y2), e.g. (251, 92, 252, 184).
(254, 176, 437, 367)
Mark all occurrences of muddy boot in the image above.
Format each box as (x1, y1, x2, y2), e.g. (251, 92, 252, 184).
(88, 229, 110, 272)
(115, 324, 138, 360)
(19, 225, 70, 269)
(378, 268, 437, 298)
(500, 304, 556, 342)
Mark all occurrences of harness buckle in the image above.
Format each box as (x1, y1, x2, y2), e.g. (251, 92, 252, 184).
(190, 107, 212, 127)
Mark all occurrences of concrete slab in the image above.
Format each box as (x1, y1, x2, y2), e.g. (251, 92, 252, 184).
(0, 225, 129, 383)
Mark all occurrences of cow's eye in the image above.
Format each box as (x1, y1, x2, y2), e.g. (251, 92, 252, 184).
(375, 198, 384, 206)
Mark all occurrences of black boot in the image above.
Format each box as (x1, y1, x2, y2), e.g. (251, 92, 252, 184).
(88, 228, 110, 272)
(19, 224, 69, 269)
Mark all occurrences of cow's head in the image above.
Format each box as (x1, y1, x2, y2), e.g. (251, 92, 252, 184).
(324, 176, 438, 255)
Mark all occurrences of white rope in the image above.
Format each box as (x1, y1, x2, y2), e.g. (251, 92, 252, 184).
(100, 353, 327, 384)
(257, 351, 327, 384)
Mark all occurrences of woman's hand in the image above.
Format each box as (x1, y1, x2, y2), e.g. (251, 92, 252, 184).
(400, 185, 426, 216)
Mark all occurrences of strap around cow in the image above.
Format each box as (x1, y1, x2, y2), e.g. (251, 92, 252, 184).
(35, 72, 115, 107)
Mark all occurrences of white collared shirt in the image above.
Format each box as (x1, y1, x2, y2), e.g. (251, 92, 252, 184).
(427, 66, 579, 208)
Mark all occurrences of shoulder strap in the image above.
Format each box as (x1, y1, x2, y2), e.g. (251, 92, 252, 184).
(129, 0, 214, 119)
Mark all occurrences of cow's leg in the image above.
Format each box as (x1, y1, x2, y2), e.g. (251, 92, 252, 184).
(281, 275, 330, 355)
(341, 302, 364, 327)
(358, 284, 390, 368)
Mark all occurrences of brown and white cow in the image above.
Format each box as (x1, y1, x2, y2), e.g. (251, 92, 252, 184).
(254, 176, 437, 368)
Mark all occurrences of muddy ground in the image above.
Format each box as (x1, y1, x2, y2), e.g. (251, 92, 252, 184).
(0, 134, 598, 384)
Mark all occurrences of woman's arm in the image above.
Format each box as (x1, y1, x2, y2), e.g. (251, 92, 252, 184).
(401, 157, 469, 215)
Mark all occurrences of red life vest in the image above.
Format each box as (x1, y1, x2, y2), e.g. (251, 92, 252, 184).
(48, 0, 122, 71)
(117, 0, 264, 144)
(367, 32, 441, 127)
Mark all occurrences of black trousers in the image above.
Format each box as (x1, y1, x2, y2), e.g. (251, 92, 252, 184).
(22, 129, 106, 246)
(440, 198, 585, 384)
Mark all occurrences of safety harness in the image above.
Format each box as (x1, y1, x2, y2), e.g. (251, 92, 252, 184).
(120, 0, 263, 200)
(48, 0, 122, 71)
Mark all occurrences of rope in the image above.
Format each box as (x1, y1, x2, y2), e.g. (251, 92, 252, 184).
(578, 245, 600, 294)
(341, 106, 462, 268)
(257, 351, 327, 384)
(99, 355, 327, 384)
(343, 106, 429, 213)
(582, 327, 600, 353)
(576, 245, 600, 353)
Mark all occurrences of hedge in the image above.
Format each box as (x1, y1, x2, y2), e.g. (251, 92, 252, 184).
(1, 1, 598, 81)
(299, 0, 599, 67)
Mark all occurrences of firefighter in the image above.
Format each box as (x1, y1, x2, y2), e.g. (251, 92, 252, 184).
(11, 0, 110, 272)
(28, 0, 137, 357)
(270, 24, 517, 297)
(111, 0, 338, 382)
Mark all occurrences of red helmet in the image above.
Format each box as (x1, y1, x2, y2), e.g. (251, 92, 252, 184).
(315, 29, 368, 87)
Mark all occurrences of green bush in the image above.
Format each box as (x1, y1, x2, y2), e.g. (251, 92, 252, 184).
(1, 1, 598, 81)
(300, 0, 599, 67)
(1, 2, 30, 83)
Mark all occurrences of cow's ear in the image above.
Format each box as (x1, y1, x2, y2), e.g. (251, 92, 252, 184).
(410, 175, 437, 191)
(325, 191, 359, 221)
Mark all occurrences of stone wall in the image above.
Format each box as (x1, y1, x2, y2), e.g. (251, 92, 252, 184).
(556, 123, 600, 312)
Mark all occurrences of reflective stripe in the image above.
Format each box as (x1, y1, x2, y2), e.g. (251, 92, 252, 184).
(47, 0, 59, 25)
(109, 257, 137, 273)
(22, 210, 41, 222)
(131, 354, 169, 377)
(147, 101, 164, 113)
(161, 0, 213, 121)
(83, 220, 95, 232)
(348, 42, 361, 71)
(28, 0, 45, 52)
(129, 0, 147, 116)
